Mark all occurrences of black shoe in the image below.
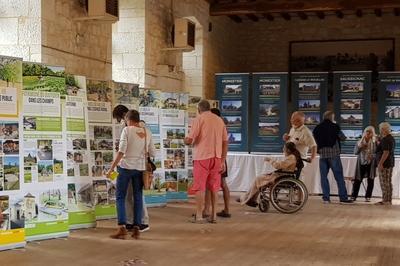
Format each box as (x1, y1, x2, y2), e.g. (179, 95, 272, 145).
(125, 224, 134, 231)
(340, 199, 354, 204)
(138, 224, 150, 233)
(245, 201, 258, 208)
(216, 210, 231, 218)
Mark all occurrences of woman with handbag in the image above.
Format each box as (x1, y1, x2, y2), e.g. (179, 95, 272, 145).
(113, 106, 151, 233)
(351, 126, 377, 202)
(107, 110, 155, 239)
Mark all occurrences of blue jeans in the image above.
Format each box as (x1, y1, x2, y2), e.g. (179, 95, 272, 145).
(116, 167, 143, 226)
(319, 156, 348, 201)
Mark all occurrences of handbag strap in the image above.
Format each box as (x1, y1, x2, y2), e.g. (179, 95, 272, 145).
(143, 125, 149, 158)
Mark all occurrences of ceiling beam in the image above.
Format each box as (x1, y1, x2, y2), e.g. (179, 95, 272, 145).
(335, 10, 344, 18)
(210, 0, 400, 16)
(228, 15, 242, 23)
(374, 8, 382, 17)
(246, 14, 259, 21)
(297, 12, 308, 20)
(316, 11, 325, 19)
(262, 13, 274, 21)
(281, 12, 291, 20)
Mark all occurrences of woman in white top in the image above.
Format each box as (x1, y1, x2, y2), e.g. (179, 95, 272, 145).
(351, 126, 377, 202)
(107, 110, 155, 239)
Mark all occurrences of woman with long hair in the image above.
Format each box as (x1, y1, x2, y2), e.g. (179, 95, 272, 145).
(351, 126, 377, 202)
(239, 142, 303, 206)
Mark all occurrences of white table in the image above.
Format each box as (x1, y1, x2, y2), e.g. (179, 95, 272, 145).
(226, 153, 400, 198)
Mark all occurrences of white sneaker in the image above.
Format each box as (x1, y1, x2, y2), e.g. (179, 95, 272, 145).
(139, 224, 150, 232)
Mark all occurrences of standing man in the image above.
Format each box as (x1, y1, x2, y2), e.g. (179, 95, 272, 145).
(283, 111, 317, 161)
(112, 105, 150, 232)
(375, 122, 395, 205)
(184, 100, 228, 224)
(313, 111, 352, 204)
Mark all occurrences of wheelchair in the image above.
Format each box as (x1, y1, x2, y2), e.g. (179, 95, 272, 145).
(257, 163, 308, 214)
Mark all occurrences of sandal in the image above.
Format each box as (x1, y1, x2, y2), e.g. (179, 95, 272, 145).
(208, 219, 217, 224)
(188, 215, 207, 224)
(216, 210, 231, 218)
(191, 213, 210, 219)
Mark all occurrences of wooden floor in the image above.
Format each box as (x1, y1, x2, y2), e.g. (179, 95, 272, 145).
(1, 196, 400, 266)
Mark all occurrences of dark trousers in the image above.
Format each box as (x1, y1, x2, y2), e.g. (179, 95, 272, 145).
(116, 167, 143, 226)
(351, 164, 374, 199)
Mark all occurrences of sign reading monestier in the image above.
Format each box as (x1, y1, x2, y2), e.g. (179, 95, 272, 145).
(216, 73, 249, 152)
(251, 73, 288, 153)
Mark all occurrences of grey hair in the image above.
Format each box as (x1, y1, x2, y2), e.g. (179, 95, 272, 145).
(292, 111, 305, 118)
(198, 99, 211, 112)
(323, 110, 335, 121)
(379, 122, 391, 133)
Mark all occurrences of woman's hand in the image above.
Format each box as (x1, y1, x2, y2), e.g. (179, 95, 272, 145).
(106, 169, 114, 179)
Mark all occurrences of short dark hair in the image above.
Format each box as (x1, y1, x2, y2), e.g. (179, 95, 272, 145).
(198, 99, 210, 112)
(210, 108, 221, 117)
(112, 105, 129, 121)
(125, 110, 140, 122)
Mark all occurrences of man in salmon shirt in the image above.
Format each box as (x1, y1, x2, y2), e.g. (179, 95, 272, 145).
(184, 100, 228, 224)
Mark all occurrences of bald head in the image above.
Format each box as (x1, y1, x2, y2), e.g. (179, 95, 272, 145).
(291, 111, 305, 128)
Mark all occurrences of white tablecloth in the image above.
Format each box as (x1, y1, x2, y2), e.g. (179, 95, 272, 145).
(226, 153, 400, 198)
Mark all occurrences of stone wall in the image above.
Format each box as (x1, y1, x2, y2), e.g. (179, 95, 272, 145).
(144, 0, 237, 97)
(41, 0, 112, 80)
(234, 13, 400, 72)
(0, 0, 41, 62)
(204, 16, 239, 99)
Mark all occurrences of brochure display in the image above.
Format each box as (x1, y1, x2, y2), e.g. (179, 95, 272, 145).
(0, 56, 26, 251)
(216, 73, 249, 152)
(160, 92, 189, 202)
(292, 72, 328, 130)
(334, 72, 371, 154)
(378, 72, 400, 154)
(86, 79, 116, 220)
(65, 75, 95, 229)
(138, 89, 166, 206)
(251, 73, 288, 153)
(22, 63, 68, 241)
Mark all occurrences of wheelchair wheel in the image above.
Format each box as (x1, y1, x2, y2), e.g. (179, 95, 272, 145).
(258, 199, 269, 212)
(269, 177, 308, 214)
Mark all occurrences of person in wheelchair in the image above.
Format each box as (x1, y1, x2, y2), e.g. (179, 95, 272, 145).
(238, 142, 303, 207)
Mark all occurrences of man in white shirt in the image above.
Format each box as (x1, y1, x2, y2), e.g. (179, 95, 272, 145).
(283, 111, 317, 161)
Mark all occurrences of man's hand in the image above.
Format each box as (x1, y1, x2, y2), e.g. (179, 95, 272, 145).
(220, 161, 226, 174)
(184, 137, 192, 145)
(283, 133, 290, 142)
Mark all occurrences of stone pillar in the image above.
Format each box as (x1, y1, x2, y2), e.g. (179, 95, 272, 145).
(0, 0, 41, 62)
(112, 0, 145, 86)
